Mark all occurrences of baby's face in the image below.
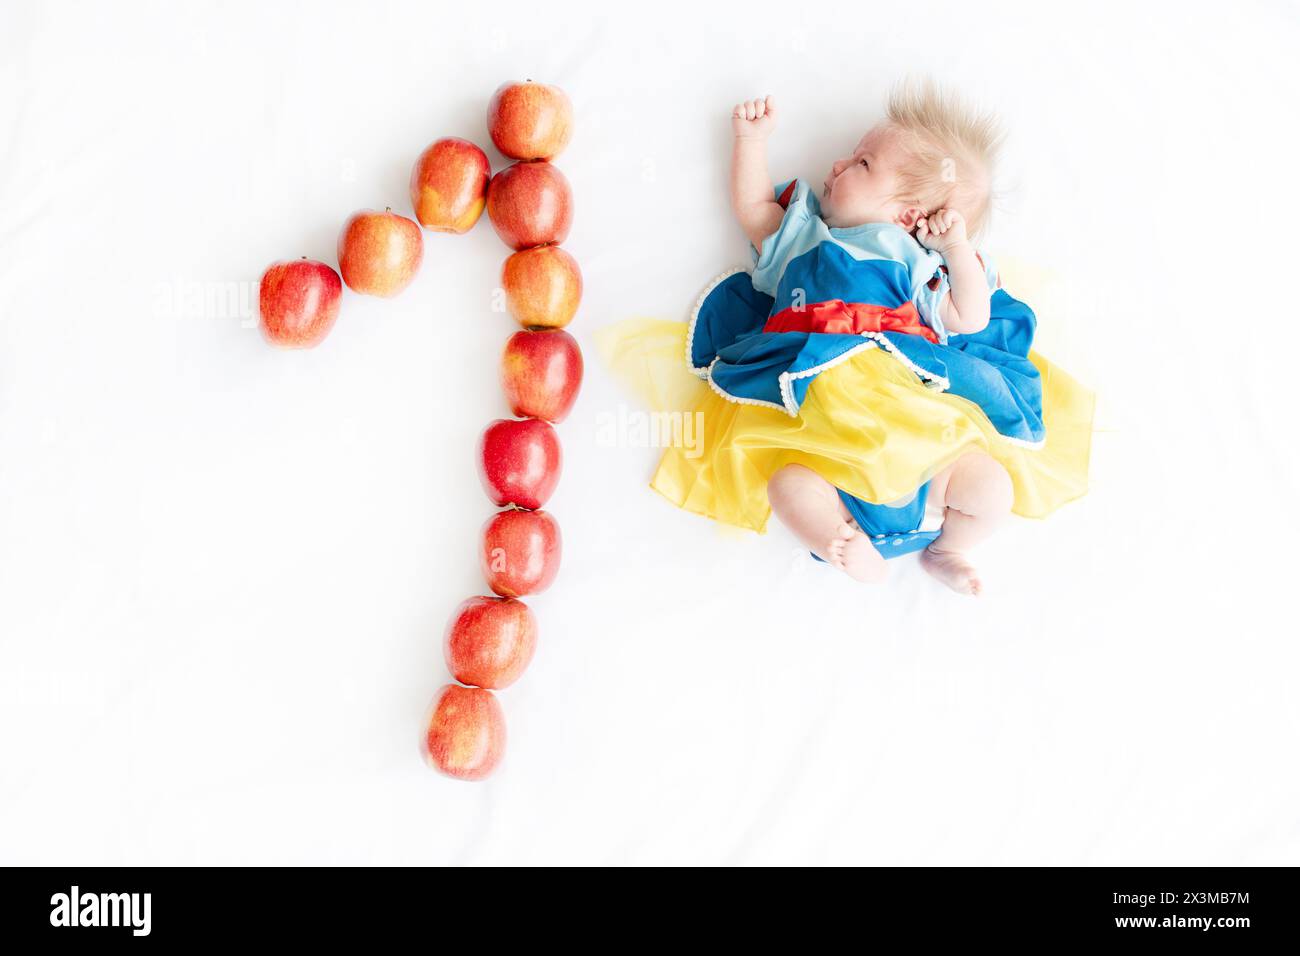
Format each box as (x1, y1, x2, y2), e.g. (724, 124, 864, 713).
(821, 125, 913, 230)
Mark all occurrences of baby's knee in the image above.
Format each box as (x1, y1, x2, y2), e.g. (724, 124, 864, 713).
(987, 467, 1015, 514)
(767, 463, 815, 499)
(768, 463, 842, 513)
(952, 453, 1014, 513)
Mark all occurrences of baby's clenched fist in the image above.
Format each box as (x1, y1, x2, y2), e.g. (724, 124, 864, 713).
(732, 95, 776, 140)
(916, 208, 969, 253)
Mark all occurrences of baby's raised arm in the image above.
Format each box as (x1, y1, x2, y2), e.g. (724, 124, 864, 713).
(730, 96, 784, 254)
(917, 209, 991, 335)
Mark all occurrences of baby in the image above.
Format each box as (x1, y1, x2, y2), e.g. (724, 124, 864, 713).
(729, 83, 1013, 596)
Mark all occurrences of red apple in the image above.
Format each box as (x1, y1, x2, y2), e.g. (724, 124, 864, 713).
(337, 207, 423, 297)
(487, 80, 573, 161)
(409, 137, 490, 234)
(258, 258, 342, 348)
(501, 329, 583, 422)
(502, 245, 582, 329)
(422, 683, 506, 781)
(480, 509, 562, 597)
(486, 162, 573, 251)
(444, 595, 538, 688)
(477, 418, 562, 510)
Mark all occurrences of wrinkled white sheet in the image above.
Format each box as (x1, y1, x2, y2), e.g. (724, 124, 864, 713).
(1, 0, 1297, 864)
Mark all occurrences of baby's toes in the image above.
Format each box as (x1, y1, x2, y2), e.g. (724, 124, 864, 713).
(839, 532, 888, 583)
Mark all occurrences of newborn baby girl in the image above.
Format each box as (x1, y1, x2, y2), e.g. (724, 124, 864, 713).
(729, 85, 1012, 595)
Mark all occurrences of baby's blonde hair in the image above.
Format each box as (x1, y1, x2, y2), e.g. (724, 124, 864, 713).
(884, 79, 1003, 238)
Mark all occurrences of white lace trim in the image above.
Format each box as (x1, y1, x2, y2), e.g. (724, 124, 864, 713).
(707, 329, 952, 419)
(703, 358, 788, 411)
(998, 432, 1046, 450)
(859, 331, 950, 391)
(770, 331, 951, 416)
(685, 266, 750, 378)
(777, 339, 882, 416)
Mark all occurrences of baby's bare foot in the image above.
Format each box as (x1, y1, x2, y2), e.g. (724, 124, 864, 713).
(920, 544, 982, 596)
(840, 528, 887, 583)
(821, 522, 855, 568)
(819, 522, 887, 583)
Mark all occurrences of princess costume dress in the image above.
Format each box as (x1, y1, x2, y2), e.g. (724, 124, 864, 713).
(597, 179, 1095, 559)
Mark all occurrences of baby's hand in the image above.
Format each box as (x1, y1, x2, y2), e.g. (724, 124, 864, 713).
(915, 208, 969, 253)
(732, 95, 776, 140)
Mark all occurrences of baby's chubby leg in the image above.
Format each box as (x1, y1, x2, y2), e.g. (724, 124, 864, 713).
(920, 451, 1014, 596)
(767, 464, 887, 583)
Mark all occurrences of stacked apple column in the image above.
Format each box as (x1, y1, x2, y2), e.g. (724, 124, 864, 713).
(423, 82, 579, 781)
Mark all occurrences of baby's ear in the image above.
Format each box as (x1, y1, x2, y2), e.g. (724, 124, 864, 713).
(896, 206, 924, 230)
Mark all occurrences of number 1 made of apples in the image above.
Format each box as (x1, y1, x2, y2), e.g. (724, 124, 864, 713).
(256, 80, 581, 782)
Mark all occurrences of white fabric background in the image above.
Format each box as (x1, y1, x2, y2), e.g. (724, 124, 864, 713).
(1, 0, 1297, 865)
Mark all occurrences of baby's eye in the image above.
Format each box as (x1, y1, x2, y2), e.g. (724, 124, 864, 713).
(859, 159, 869, 168)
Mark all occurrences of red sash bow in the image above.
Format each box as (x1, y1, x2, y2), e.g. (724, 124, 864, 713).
(762, 299, 939, 344)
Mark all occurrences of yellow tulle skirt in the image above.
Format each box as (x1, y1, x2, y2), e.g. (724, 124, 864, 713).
(597, 271, 1095, 534)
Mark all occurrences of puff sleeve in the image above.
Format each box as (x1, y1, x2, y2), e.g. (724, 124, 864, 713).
(749, 179, 829, 297)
